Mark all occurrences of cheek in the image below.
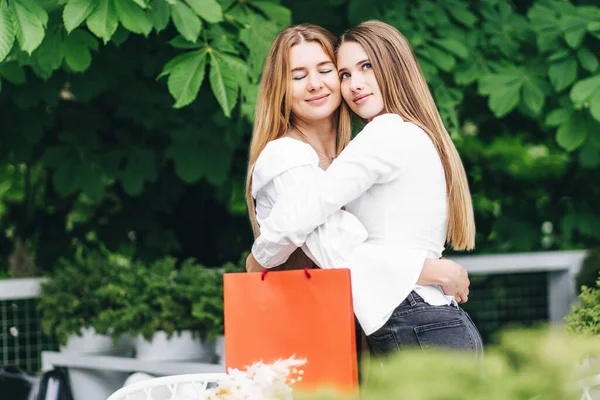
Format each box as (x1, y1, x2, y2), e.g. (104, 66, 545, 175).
(325, 74, 340, 92)
(340, 82, 352, 102)
(291, 81, 307, 101)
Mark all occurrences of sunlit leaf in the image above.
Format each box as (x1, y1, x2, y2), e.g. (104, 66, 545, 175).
(185, 0, 223, 23)
(10, 0, 48, 54)
(0, 0, 17, 62)
(170, 0, 201, 43)
(86, 0, 119, 44)
(63, 0, 96, 33)
(114, 0, 153, 36)
(149, 0, 170, 32)
(209, 50, 245, 116)
(166, 49, 208, 108)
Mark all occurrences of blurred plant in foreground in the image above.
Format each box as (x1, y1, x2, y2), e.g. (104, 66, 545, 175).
(297, 327, 600, 400)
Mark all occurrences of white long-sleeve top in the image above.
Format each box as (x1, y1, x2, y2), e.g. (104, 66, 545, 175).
(251, 113, 454, 335)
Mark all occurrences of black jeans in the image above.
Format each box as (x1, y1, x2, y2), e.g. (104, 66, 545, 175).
(366, 291, 484, 358)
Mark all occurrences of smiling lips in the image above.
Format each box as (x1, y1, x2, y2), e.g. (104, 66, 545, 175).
(353, 93, 371, 104)
(306, 94, 329, 103)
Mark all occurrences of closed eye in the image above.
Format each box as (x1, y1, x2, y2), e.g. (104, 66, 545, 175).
(293, 75, 306, 81)
(320, 69, 333, 74)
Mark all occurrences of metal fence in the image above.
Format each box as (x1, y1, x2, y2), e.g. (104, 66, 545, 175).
(454, 250, 586, 343)
(0, 250, 588, 373)
(0, 278, 57, 373)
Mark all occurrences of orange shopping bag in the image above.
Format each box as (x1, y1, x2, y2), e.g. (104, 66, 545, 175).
(224, 268, 358, 393)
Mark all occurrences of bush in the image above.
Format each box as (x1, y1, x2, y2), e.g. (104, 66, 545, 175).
(94, 256, 225, 342)
(576, 248, 600, 294)
(38, 251, 121, 346)
(565, 275, 600, 335)
(298, 328, 600, 400)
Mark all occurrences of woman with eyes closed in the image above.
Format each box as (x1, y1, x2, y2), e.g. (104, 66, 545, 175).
(247, 21, 483, 358)
(247, 24, 469, 298)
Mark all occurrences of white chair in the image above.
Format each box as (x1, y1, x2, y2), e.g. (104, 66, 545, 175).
(578, 373, 600, 400)
(106, 373, 227, 400)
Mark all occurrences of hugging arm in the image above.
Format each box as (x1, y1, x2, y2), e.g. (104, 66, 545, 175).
(252, 115, 404, 266)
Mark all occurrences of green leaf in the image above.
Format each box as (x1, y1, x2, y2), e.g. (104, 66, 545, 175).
(547, 49, 570, 62)
(53, 161, 79, 197)
(78, 163, 105, 202)
(121, 147, 157, 195)
(521, 80, 545, 115)
(197, 138, 232, 185)
(545, 108, 571, 127)
(0, 0, 17, 62)
(445, 4, 477, 27)
(0, 61, 25, 83)
(579, 144, 600, 168)
(433, 38, 469, 60)
(478, 72, 523, 95)
(548, 57, 577, 92)
(590, 92, 600, 122)
(347, 0, 388, 25)
(114, 0, 153, 36)
(34, 29, 65, 76)
(185, 0, 223, 23)
(43, 146, 72, 168)
(132, 0, 149, 8)
(111, 25, 130, 46)
(63, 29, 97, 72)
(489, 81, 521, 118)
(565, 29, 586, 48)
(588, 118, 600, 148)
(167, 49, 207, 108)
(209, 51, 242, 117)
(21, 116, 44, 143)
(14, 0, 47, 25)
(157, 51, 196, 79)
(169, 35, 203, 49)
(10, 0, 48, 54)
(87, 0, 119, 44)
(170, 0, 201, 43)
(63, 0, 96, 33)
(250, 1, 290, 27)
(239, 14, 279, 80)
(570, 75, 600, 103)
(166, 139, 204, 183)
(425, 46, 455, 72)
(149, 0, 170, 32)
(556, 115, 587, 151)
(577, 48, 599, 73)
(561, 15, 589, 48)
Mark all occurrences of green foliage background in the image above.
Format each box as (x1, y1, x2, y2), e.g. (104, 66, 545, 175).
(0, 0, 599, 272)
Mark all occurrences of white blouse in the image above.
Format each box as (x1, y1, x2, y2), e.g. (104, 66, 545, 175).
(251, 113, 454, 335)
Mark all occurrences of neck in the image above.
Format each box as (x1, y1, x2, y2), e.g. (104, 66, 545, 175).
(293, 117, 337, 158)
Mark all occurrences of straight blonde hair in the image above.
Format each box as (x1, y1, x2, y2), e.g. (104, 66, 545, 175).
(246, 24, 352, 238)
(337, 20, 476, 250)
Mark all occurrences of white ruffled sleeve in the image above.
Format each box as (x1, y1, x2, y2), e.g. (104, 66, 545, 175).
(251, 139, 368, 269)
(252, 114, 410, 260)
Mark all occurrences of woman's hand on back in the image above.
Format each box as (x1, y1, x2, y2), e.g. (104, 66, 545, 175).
(437, 258, 470, 304)
(421, 258, 470, 303)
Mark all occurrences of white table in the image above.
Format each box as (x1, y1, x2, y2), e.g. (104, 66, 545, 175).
(41, 351, 225, 376)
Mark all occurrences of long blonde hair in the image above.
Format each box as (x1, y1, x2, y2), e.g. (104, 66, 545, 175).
(337, 20, 475, 250)
(246, 24, 352, 238)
